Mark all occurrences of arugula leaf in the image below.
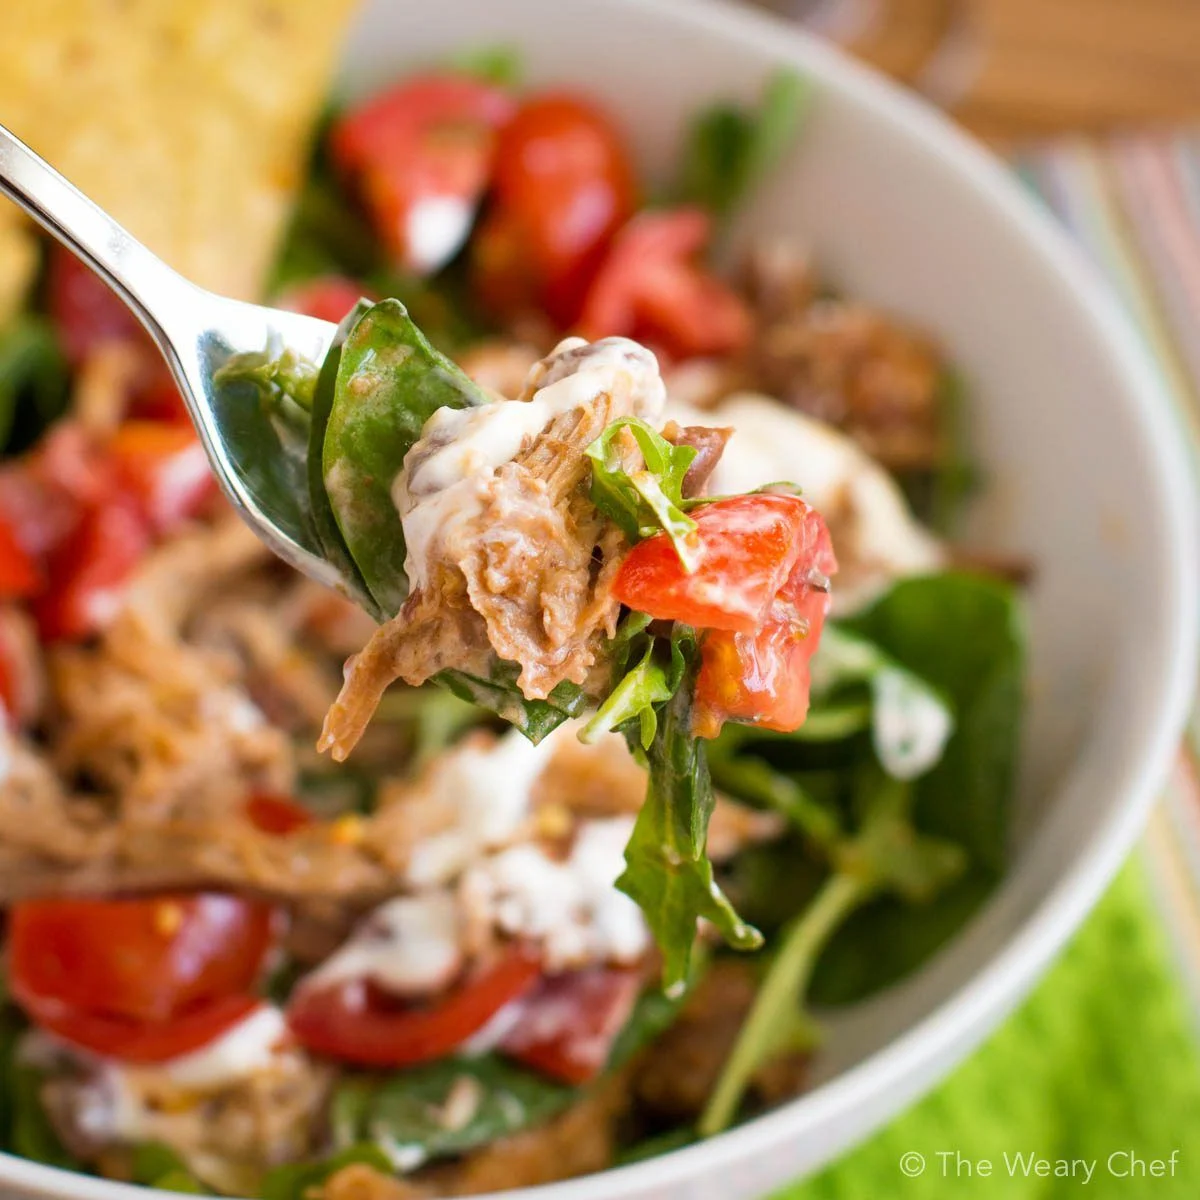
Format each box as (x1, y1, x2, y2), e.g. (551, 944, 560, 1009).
(259, 1144, 395, 1200)
(330, 1056, 576, 1167)
(131, 1143, 204, 1193)
(616, 632, 761, 992)
(0, 316, 70, 457)
(436, 661, 587, 744)
(842, 573, 1025, 873)
(586, 416, 700, 570)
(322, 299, 490, 617)
(676, 69, 810, 224)
(699, 769, 964, 1135)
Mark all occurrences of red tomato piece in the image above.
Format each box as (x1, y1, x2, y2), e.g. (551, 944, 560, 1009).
(474, 93, 637, 325)
(244, 792, 314, 836)
(332, 74, 515, 274)
(695, 507, 837, 738)
(613, 494, 814, 633)
(9, 894, 277, 1024)
(287, 946, 541, 1068)
(17, 992, 265, 1064)
(578, 207, 751, 359)
(32, 497, 149, 641)
(0, 629, 15, 728)
(500, 967, 643, 1085)
(277, 276, 372, 325)
(0, 513, 42, 599)
(107, 421, 216, 534)
(46, 248, 148, 368)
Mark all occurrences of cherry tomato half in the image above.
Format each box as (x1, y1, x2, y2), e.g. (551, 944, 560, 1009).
(578, 207, 751, 360)
(106, 422, 216, 535)
(244, 792, 314, 836)
(17, 992, 265, 1064)
(500, 967, 643, 1085)
(473, 93, 636, 325)
(695, 508, 837, 737)
(332, 74, 516, 274)
(9, 893, 277, 1024)
(287, 946, 541, 1068)
(613, 494, 815, 633)
(277, 276, 372, 325)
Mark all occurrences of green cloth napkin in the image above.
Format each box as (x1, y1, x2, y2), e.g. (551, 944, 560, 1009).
(778, 858, 1200, 1198)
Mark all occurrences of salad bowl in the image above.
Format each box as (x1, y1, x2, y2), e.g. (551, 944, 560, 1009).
(0, 1, 1195, 1198)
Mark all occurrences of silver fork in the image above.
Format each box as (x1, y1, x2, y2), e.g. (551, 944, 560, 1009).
(0, 122, 349, 593)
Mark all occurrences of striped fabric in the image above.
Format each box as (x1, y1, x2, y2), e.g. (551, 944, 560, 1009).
(1014, 137, 1200, 1027)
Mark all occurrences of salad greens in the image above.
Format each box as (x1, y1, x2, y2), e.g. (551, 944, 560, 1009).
(676, 69, 811, 226)
(0, 316, 70, 458)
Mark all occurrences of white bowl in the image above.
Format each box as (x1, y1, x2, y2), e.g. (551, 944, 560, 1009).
(3, 2, 1196, 1199)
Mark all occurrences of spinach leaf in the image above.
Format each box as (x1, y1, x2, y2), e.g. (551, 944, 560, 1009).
(586, 416, 699, 569)
(322, 299, 490, 617)
(259, 1144, 395, 1200)
(0, 316, 70, 457)
(676, 69, 810, 225)
(699, 769, 964, 1135)
(131, 1143, 204, 1193)
(436, 662, 587, 745)
(330, 1056, 576, 1167)
(842, 573, 1025, 873)
(9, 1066, 78, 1170)
(616, 633, 761, 992)
(811, 624, 955, 782)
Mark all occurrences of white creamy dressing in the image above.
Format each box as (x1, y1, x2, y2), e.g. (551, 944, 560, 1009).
(667, 392, 944, 611)
(404, 727, 554, 887)
(459, 815, 649, 972)
(395, 337, 666, 588)
(305, 891, 463, 997)
(21, 1003, 291, 1143)
(405, 195, 475, 274)
(872, 666, 954, 781)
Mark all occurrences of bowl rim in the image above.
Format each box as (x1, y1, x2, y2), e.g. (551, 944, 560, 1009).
(2, 1, 1196, 1198)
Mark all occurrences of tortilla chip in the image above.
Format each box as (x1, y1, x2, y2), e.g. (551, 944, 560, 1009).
(0, 0, 360, 301)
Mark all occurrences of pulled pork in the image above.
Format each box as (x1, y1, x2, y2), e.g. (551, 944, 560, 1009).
(320, 338, 665, 762)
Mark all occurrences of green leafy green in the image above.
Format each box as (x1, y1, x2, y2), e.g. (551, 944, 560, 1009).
(9, 1066, 78, 1170)
(436, 662, 588, 745)
(259, 1144, 395, 1200)
(449, 45, 524, 89)
(322, 299, 490, 617)
(586, 416, 700, 569)
(130, 1143, 204, 1193)
(676, 69, 810, 225)
(616, 632, 762, 992)
(0, 316, 70, 457)
(699, 769, 964, 1135)
(842, 573, 1025, 872)
(213, 339, 320, 412)
(616, 1126, 698, 1165)
(330, 1056, 576, 1166)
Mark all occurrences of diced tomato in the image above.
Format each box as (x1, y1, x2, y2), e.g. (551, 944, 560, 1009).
(695, 507, 837, 738)
(613, 494, 814, 633)
(9, 894, 277, 1024)
(107, 422, 215, 535)
(500, 967, 643, 1085)
(245, 792, 314, 836)
(34, 422, 115, 509)
(46, 247, 147, 368)
(0, 629, 15, 728)
(473, 93, 637, 325)
(278, 277, 371, 325)
(0, 513, 42, 599)
(128, 373, 190, 425)
(578, 207, 751, 359)
(287, 946, 541, 1068)
(17, 992, 264, 1064)
(332, 74, 516, 274)
(32, 497, 149, 641)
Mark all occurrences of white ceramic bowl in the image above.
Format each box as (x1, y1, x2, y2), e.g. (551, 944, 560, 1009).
(3, 2, 1196, 1199)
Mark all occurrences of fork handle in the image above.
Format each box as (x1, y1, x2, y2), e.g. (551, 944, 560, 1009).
(0, 122, 191, 347)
